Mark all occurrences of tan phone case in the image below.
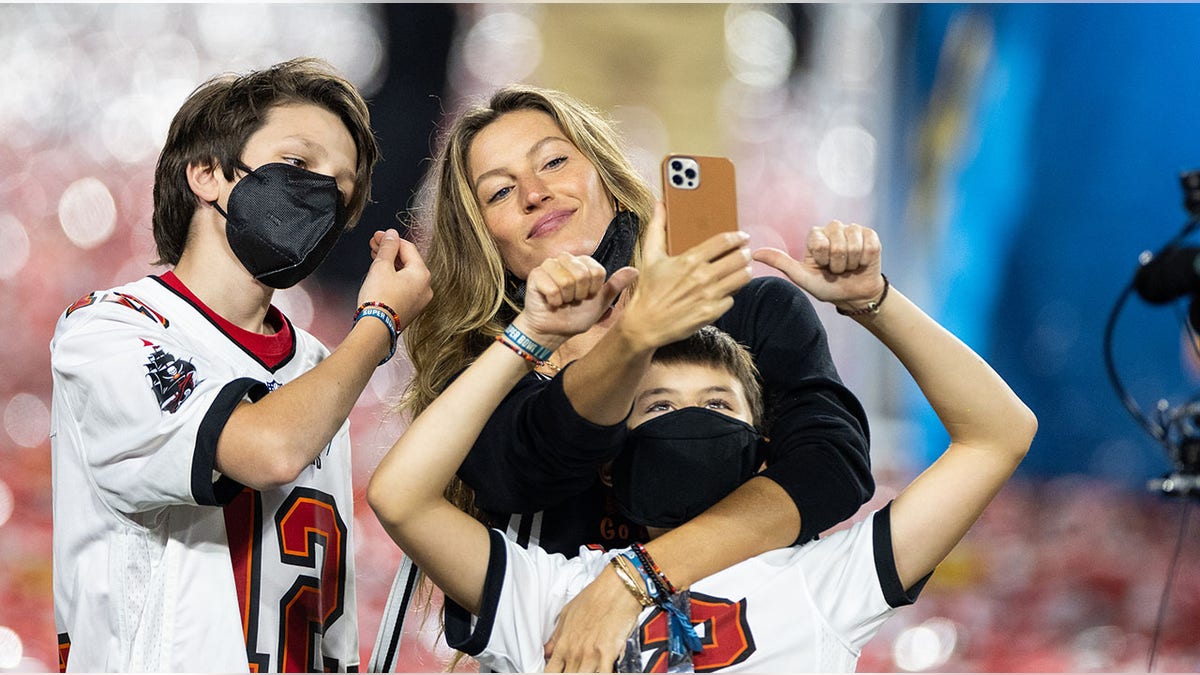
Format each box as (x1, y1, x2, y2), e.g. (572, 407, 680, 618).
(661, 154, 739, 256)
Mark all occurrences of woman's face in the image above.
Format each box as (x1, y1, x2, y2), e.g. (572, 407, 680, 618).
(467, 109, 616, 279)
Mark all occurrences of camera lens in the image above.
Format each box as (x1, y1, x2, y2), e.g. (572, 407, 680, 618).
(684, 168, 696, 179)
(671, 160, 683, 171)
(672, 174, 683, 186)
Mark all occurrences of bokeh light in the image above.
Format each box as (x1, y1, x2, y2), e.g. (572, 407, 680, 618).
(0, 625, 22, 670)
(892, 617, 958, 671)
(816, 123, 877, 198)
(0, 214, 31, 281)
(57, 177, 117, 250)
(461, 11, 543, 86)
(724, 6, 795, 89)
(0, 479, 12, 530)
(4, 393, 50, 449)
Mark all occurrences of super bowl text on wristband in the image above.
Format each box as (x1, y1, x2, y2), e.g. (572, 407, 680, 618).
(353, 306, 397, 365)
(502, 323, 554, 362)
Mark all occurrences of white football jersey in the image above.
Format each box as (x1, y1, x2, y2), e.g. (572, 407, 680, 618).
(50, 275, 358, 672)
(445, 507, 918, 673)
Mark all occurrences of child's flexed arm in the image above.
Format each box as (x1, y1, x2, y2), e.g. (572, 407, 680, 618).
(367, 254, 636, 614)
(755, 220, 1037, 592)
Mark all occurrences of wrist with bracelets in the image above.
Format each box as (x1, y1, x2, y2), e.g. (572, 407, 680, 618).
(836, 274, 890, 317)
(610, 544, 701, 656)
(494, 323, 556, 369)
(353, 301, 400, 365)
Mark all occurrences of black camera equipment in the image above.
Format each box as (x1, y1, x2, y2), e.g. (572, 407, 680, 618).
(1106, 170, 1200, 673)
(1105, 169, 1200, 496)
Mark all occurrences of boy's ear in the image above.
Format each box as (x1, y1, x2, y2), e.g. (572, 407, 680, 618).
(185, 160, 222, 204)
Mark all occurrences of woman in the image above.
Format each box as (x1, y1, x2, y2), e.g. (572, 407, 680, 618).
(392, 85, 874, 670)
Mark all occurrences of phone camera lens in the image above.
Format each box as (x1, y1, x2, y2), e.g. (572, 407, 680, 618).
(671, 174, 684, 186)
(671, 160, 683, 171)
(684, 168, 696, 179)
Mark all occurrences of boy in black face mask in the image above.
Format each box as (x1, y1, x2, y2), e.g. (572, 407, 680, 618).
(368, 220, 1036, 673)
(50, 58, 432, 672)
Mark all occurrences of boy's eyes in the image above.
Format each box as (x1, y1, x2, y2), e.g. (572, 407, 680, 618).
(644, 400, 733, 414)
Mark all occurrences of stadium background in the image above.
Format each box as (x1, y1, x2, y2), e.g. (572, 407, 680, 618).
(2, 3, 1200, 671)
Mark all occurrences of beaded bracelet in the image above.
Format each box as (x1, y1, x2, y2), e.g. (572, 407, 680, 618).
(618, 551, 662, 603)
(502, 323, 554, 362)
(494, 335, 544, 368)
(356, 301, 401, 328)
(631, 542, 678, 595)
(354, 306, 397, 365)
(836, 274, 890, 317)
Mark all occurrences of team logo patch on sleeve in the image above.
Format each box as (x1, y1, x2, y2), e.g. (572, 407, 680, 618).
(64, 292, 98, 317)
(142, 340, 202, 413)
(64, 291, 170, 328)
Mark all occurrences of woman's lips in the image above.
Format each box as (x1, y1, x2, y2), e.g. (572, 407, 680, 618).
(528, 209, 573, 239)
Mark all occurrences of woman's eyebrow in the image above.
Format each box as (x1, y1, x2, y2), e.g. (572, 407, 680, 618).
(473, 135, 570, 192)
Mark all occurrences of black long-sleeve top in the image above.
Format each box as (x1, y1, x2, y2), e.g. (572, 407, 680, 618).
(456, 276, 873, 556)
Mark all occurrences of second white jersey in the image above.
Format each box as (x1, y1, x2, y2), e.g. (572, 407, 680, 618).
(445, 507, 920, 672)
(50, 275, 358, 672)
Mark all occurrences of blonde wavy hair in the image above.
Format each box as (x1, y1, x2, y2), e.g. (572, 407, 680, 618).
(401, 85, 656, 420)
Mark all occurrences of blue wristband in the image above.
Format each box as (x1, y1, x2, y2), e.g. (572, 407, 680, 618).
(354, 306, 397, 365)
(502, 323, 553, 362)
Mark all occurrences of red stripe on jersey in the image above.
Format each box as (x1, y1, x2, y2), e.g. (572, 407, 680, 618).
(159, 271, 294, 368)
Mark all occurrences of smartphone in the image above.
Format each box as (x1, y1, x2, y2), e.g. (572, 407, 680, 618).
(661, 154, 739, 256)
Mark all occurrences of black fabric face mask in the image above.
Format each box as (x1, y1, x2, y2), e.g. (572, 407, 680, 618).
(211, 162, 348, 289)
(506, 209, 639, 305)
(611, 407, 760, 528)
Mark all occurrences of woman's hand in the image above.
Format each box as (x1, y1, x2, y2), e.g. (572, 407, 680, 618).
(514, 252, 638, 350)
(752, 220, 886, 312)
(543, 564, 642, 673)
(617, 202, 754, 351)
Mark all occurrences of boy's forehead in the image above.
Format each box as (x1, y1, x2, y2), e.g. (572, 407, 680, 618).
(638, 362, 742, 394)
(250, 103, 359, 185)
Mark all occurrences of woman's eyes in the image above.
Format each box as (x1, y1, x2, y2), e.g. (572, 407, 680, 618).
(282, 156, 307, 169)
(704, 399, 733, 411)
(487, 186, 512, 204)
(646, 401, 674, 413)
(482, 157, 568, 205)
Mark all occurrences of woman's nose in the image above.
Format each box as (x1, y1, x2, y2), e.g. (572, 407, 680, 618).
(520, 177, 552, 211)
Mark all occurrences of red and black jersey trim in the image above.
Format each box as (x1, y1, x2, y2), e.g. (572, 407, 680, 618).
(193, 378, 267, 506)
(443, 528, 509, 656)
(873, 502, 930, 608)
(150, 275, 297, 373)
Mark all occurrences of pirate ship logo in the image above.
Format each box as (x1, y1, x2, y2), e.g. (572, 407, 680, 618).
(142, 340, 201, 414)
